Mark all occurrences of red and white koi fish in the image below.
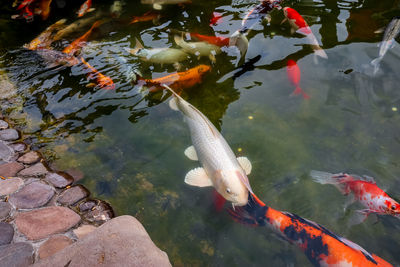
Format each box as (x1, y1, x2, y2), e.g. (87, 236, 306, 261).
(311, 171, 400, 223)
(17, 0, 35, 10)
(286, 59, 309, 99)
(209, 12, 223, 26)
(22, 5, 34, 22)
(229, 193, 393, 267)
(77, 0, 93, 17)
(283, 7, 328, 60)
(189, 33, 230, 47)
(80, 57, 115, 90)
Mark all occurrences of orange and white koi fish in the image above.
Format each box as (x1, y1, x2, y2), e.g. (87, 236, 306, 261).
(133, 64, 211, 93)
(77, 0, 93, 17)
(62, 20, 102, 56)
(24, 19, 66, 50)
(229, 193, 393, 267)
(311, 171, 400, 223)
(189, 33, 230, 47)
(80, 57, 115, 90)
(129, 10, 160, 24)
(283, 7, 328, 60)
(286, 59, 309, 99)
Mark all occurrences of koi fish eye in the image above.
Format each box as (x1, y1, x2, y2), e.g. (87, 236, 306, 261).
(391, 205, 396, 210)
(226, 188, 231, 194)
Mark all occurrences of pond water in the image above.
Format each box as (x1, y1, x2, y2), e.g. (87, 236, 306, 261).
(1, 0, 400, 265)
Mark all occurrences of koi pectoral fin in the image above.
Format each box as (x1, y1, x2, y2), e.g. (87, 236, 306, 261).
(185, 167, 213, 187)
(348, 209, 373, 227)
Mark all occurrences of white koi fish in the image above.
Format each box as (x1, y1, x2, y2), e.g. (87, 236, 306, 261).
(174, 35, 221, 63)
(163, 84, 253, 207)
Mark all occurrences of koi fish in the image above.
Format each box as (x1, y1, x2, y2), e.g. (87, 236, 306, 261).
(133, 64, 211, 93)
(189, 33, 230, 47)
(38, 0, 52, 20)
(229, 193, 393, 267)
(127, 38, 189, 66)
(163, 84, 253, 208)
(140, 0, 192, 10)
(80, 57, 115, 90)
(174, 35, 221, 62)
(77, 0, 93, 17)
(240, 1, 281, 34)
(310, 171, 400, 223)
(286, 59, 309, 99)
(17, 0, 35, 10)
(210, 12, 223, 26)
(22, 5, 34, 22)
(130, 10, 160, 24)
(62, 20, 102, 56)
(283, 7, 328, 60)
(24, 19, 66, 50)
(53, 13, 102, 41)
(371, 17, 400, 75)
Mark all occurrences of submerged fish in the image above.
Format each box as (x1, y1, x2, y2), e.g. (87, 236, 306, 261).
(371, 17, 400, 75)
(80, 57, 115, 90)
(127, 38, 189, 65)
(38, 0, 52, 20)
(141, 0, 191, 10)
(189, 33, 230, 47)
(209, 12, 223, 26)
(133, 64, 210, 93)
(77, 0, 94, 17)
(229, 193, 393, 267)
(130, 10, 160, 24)
(17, 0, 36, 10)
(164, 85, 253, 207)
(283, 7, 328, 60)
(24, 18, 66, 50)
(62, 20, 102, 56)
(286, 59, 309, 99)
(53, 13, 102, 41)
(311, 171, 400, 224)
(174, 35, 221, 62)
(240, 0, 281, 34)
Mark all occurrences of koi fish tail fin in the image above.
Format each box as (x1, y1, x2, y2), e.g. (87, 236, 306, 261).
(313, 47, 328, 59)
(310, 170, 350, 194)
(229, 30, 248, 58)
(370, 57, 381, 75)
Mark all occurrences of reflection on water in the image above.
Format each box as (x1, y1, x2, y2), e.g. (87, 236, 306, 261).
(1, 0, 400, 265)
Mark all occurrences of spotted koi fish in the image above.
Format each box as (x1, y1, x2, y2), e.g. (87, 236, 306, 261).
(77, 0, 92, 17)
(228, 193, 393, 267)
(80, 57, 115, 90)
(311, 171, 400, 222)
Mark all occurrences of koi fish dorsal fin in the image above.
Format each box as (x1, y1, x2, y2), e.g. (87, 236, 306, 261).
(237, 157, 252, 175)
(339, 235, 373, 260)
(184, 145, 198, 161)
(185, 167, 213, 187)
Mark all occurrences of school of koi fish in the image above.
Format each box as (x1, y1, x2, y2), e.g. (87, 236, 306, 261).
(9, 0, 400, 266)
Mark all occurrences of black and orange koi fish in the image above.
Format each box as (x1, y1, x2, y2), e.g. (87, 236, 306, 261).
(228, 193, 392, 267)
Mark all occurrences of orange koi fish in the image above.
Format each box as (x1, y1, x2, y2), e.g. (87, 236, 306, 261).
(189, 33, 230, 47)
(80, 57, 115, 90)
(283, 7, 328, 59)
(62, 20, 102, 56)
(311, 171, 400, 222)
(134, 64, 211, 93)
(24, 19, 66, 50)
(286, 59, 309, 99)
(129, 10, 160, 24)
(38, 0, 52, 20)
(229, 193, 393, 267)
(77, 0, 92, 17)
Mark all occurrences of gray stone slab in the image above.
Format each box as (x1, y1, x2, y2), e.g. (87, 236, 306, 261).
(0, 242, 34, 267)
(38, 235, 73, 259)
(0, 177, 24, 196)
(0, 202, 11, 220)
(0, 120, 8, 130)
(0, 141, 13, 162)
(58, 185, 89, 206)
(45, 172, 73, 188)
(17, 151, 41, 164)
(18, 162, 48, 177)
(9, 142, 27, 153)
(9, 182, 54, 209)
(0, 222, 14, 245)
(0, 162, 24, 177)
(0, 129, 19, 141)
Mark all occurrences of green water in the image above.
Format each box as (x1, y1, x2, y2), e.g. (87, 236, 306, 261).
(1, 0, 400, 265)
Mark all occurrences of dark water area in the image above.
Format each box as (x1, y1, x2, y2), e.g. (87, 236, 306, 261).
(1, 0, 400, 266)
